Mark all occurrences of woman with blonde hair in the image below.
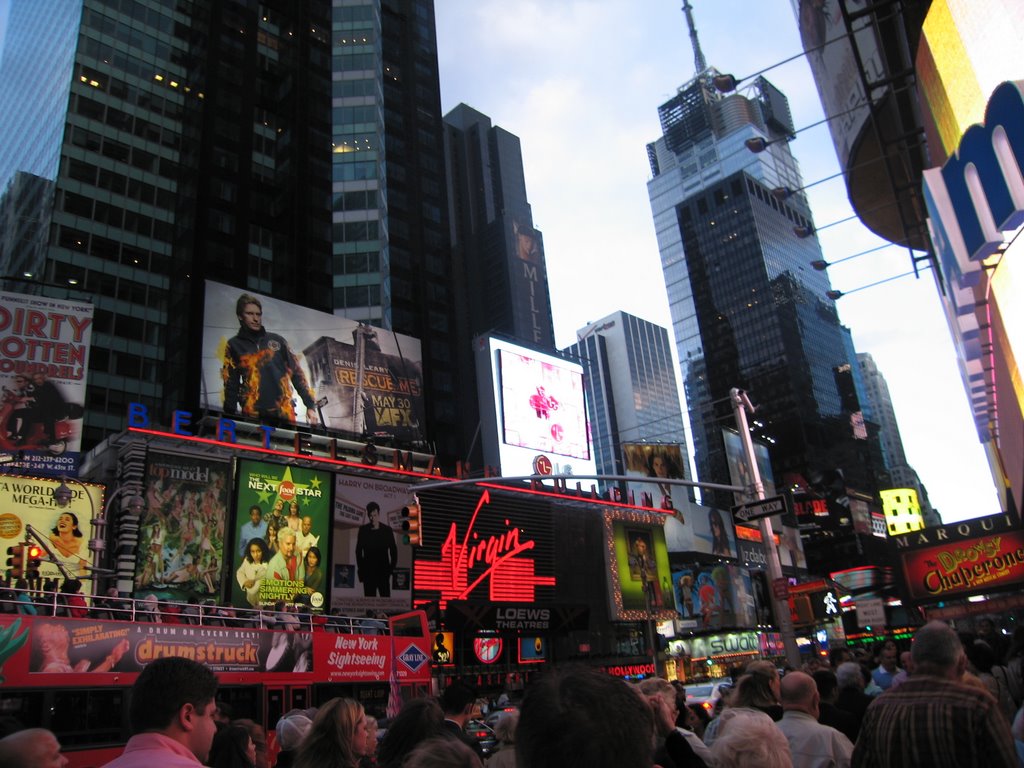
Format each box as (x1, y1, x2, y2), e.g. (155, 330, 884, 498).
(702, 660, 782, 746)
(294, 697, 371, 768)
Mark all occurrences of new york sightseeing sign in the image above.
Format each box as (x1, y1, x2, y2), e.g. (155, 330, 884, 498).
(413, 488, 556, 609)
(901, 528, 1024, 602)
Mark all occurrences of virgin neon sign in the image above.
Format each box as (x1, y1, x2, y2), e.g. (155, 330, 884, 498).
(415, 490, 555, 607)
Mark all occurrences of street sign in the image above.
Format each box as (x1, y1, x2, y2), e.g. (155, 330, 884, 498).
(856, 598, 886, 629)
(732, 494, 789, 523)
(772, 577, 790, 601)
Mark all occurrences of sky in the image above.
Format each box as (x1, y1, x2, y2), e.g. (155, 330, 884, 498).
(434, 0, 1001, 525)
(0, 1, 999, 524)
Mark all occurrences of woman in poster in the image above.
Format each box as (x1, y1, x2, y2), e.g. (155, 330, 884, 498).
(36, 622, 129, 673)
(304, 546, 324, 596)
(236, 538, 269, 608)
(647, 451, 680, 510)
(709, 509, 731, 557)
(286, 500, 302, 532)
(49, 512, 88, 577)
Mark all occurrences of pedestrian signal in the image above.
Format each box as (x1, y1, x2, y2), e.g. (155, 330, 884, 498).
(6, 544, 25, 579)
(401, 503, 422, 546)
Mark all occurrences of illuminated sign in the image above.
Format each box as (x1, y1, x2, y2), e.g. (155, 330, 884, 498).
(413, 489, 556, 609)
(677, 631, 760, 659)
(431, 631, 455, 665)
(473, 636, 503, 664)
(891, 512, 1016, 550)
(518, 636, 547, 664)
(901, 529, 1024, 602)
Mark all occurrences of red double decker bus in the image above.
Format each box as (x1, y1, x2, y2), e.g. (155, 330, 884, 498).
(0, 603, 432, 768)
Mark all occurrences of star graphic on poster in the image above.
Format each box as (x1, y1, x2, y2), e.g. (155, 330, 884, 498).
(309, 475, 322, 491)
(257, 489, 272, 504)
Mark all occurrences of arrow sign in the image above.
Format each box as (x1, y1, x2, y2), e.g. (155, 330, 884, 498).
(732, 494, 789, 523)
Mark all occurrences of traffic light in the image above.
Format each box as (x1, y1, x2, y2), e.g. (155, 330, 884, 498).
(6, 544, 25, 579)
(401, 503, 422, 546)
(25, 545, 42, 579)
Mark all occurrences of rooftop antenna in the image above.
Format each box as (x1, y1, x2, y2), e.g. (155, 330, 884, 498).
(682, 0, 707, 76)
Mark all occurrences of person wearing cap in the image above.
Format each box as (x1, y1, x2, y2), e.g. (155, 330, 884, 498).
(274, 710, 313, 767)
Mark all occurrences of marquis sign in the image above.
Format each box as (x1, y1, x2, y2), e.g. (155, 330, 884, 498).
(901, 528, 1024, 602)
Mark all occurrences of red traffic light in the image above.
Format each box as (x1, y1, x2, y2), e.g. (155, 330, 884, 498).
(25, 545, 42, 578)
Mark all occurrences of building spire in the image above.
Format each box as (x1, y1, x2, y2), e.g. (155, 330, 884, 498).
(682, 1, 707, 76)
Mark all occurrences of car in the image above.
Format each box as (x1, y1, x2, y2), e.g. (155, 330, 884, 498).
(465, 718, 499, 757)
(684, 679, 733, 716)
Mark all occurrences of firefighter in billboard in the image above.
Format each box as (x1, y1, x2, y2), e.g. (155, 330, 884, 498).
(222, 293, 320, 426)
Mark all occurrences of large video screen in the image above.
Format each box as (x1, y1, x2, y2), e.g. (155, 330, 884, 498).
(498, 348, 589, 460)
(201, 281, 424, 440)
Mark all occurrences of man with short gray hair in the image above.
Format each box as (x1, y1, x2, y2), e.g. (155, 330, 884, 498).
(852, 621, 1016, 767)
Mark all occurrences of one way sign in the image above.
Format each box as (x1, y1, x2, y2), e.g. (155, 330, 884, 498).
(732, 494, 789, 523)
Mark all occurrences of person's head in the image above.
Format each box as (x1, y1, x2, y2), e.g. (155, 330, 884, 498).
(367, 502, 380, 524)
(232, 719, 267, 768)
(305, 546, 321, 570)
(247, 538, 267, 564)
(32, 372, 46, 386)
(363, 716, 378, 756)
(911, 621, 967, 679)
(60, 578, 82, 594)
(878, 644, 898, 672)
(248, 506, 262, 526)
(899, 650, 913, 674)
(780, 671, 819, 718)
(709, 708, 791, 768)
(648, 453, 670, 478)
(377, 697, 444, 768)
(296, 697, 369, 768)
(976, 617, 997, 639)
(208, 723, 255, 768)
(965, 639, 997, 675)
(12, 374, 28, 389)
(129, 657, 219, 762)
(829, 647, 853, 668)
(440, 679, 478, 725)
(275, 712, 313, 753)
(492, 709, 519, 745)
(709, 509, 725, 540)
(733, 660, 780, 707)
(517, 665, 657, 768)
(37, 623, 71, 660)
(301, 516, 313, 535)
(0, 728, 68, 768)
(638, 677, 677, 724)
(811, 668, 839, 704)
(272, 499, 284, 515)
(236, 294, 263, 332)
(52, 512, 82, 538)
(403, 736, 482, 768)
(631, 536, 648, 556)
(215, 701, 234, 725)
(289, 500, 300, 517)
(277, 528, 296, 557)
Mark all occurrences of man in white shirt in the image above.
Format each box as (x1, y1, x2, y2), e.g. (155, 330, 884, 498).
(776, 671, 853, 768)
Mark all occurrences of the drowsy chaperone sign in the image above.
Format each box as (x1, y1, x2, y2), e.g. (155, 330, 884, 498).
(901, 529, 1024, 602)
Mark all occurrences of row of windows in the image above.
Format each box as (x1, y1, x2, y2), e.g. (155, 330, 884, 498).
(332, 53, 377, 72)
(333, 251, 381, 275)
(82, 5, 184, 64)
(332, 6, 376, 24)
(55, 226, 170, 274)
(332, 79, 377, 99)
(332, 161, 377, 182)
(332, 284, 382, 308)
(332, 221, 379, 242)
(79, 29, 190, 89)
(69, 125, 177, 179)
(332, 189, 377, 212)
(60, 193, 173, 242)
(76, 64, 186, 123)
(332, 105, 378, 125)
(66, 157, 176, 210)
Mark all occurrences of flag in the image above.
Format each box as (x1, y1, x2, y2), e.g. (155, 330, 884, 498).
(386, 665, 402, 718)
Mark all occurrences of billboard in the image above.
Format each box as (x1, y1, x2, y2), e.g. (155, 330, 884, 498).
(134, 453, 230, 601)
(476, 335, 596, 480)
(331, 474, 414, 616)
(0, 474, 102, 581)
(671, 564, 757, 631)
(621, 442, 688, 510)
(604, 513, 677, 621)
(722, 428, 776, 505)
(508, 218, 555, 346)
(229, 460, 332, 610)
(201, 280, 424, 440)
(901, 529, 1024, 603)
(0, 291, 93, 477)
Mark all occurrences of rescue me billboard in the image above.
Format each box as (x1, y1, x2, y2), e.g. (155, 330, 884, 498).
(0, 291, 93, 477)
(201, 280, 424, 440)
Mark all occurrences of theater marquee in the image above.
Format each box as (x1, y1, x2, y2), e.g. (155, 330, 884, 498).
(901, 529, 1024, 602)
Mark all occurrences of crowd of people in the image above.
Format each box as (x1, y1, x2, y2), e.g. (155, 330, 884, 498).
(2, 620, 1023, 767)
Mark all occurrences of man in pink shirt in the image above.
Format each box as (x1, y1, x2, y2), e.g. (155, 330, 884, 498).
(102, 656, 219, 767)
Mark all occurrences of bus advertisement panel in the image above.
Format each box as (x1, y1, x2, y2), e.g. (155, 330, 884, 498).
(229, 460, 331, 610)
(134, 453, 231, 601)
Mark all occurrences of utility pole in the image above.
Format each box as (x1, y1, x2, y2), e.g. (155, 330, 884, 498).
(729, 387, 802, 669)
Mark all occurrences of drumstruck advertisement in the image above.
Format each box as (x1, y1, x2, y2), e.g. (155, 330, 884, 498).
(229, 460, 331, 610)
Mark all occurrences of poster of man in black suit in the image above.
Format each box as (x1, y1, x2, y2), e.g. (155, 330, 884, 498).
(355, 502, 397, 597)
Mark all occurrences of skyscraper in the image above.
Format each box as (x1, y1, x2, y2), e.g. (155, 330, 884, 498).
(645, 6, 885, 561)
(443, 103, 555, 465)
(567, 311, 690, 487)
(0, 0, 462, 462)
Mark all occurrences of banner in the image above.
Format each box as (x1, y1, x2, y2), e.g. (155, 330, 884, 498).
(604, 515, 677, 621)
(0, 291, 93, 477)
(202, 280, 424, 440)
(314, 632, 431, 684)
(672, 564, 757, 630)
(229, 461, 331, 610)
(901, 529, 1024, 602)
(0, 474, 101, 582)
(133, 454, 230, 601)
(331, 475, 413, 616)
